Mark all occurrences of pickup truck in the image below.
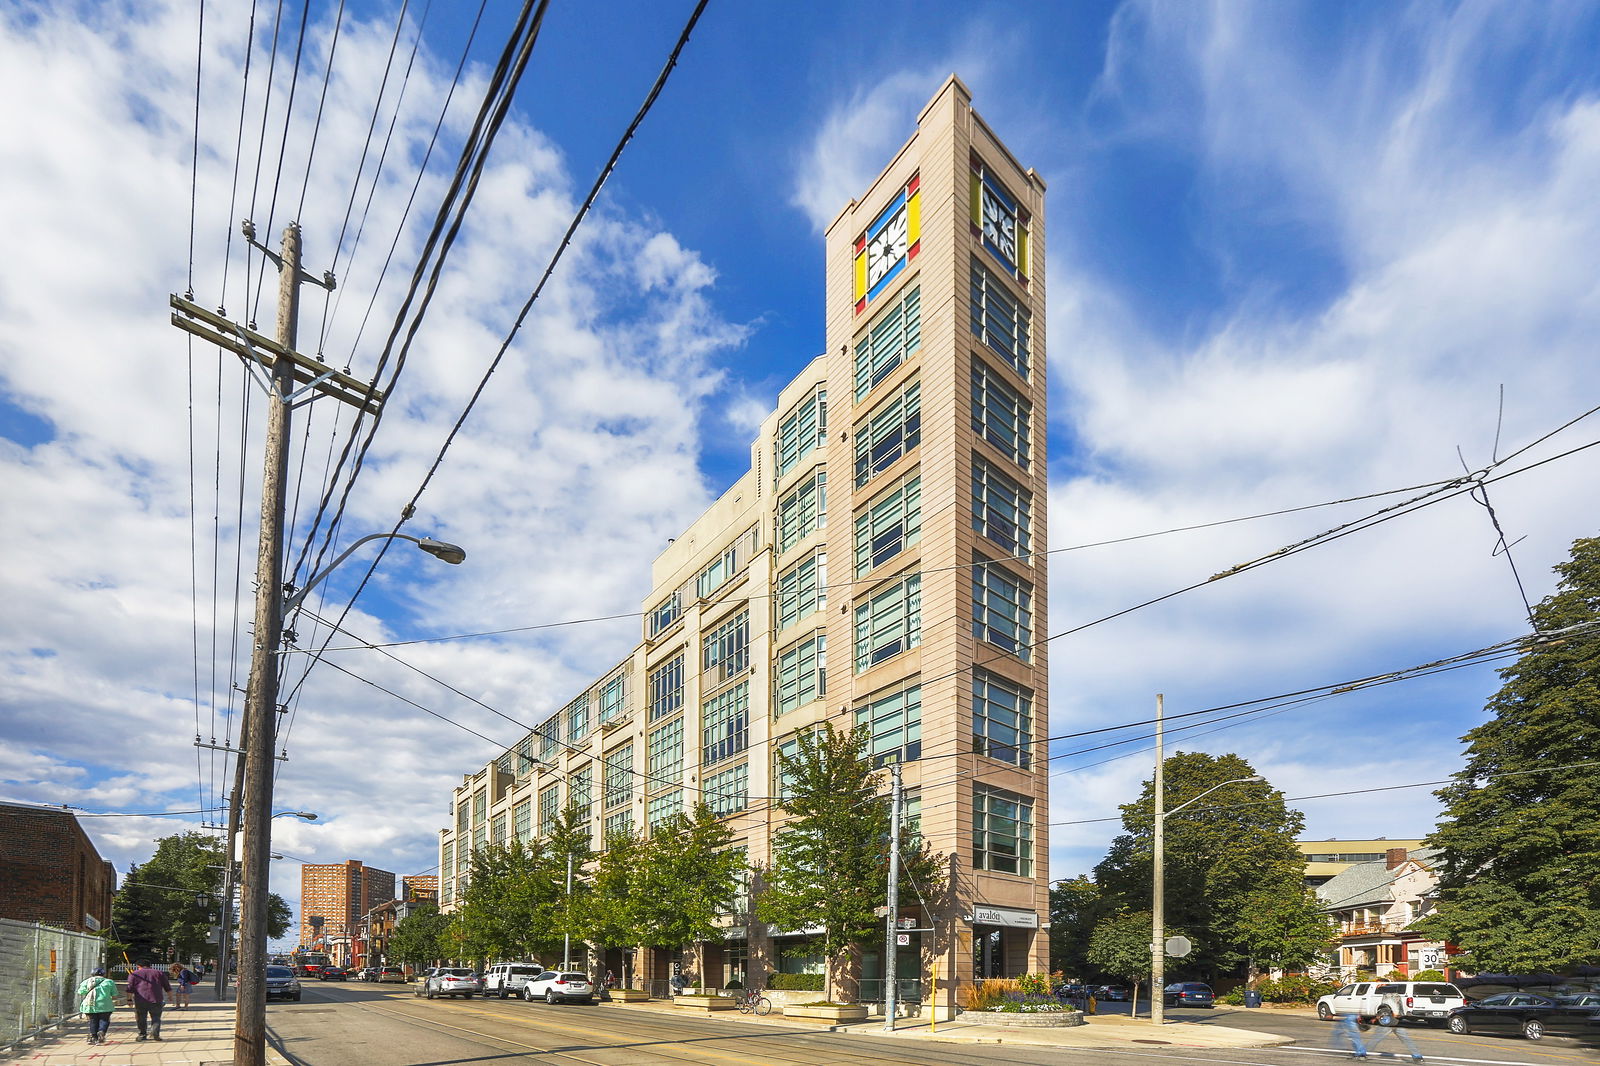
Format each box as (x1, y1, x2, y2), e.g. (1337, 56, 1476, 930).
(1316, 981, 1466, 1026)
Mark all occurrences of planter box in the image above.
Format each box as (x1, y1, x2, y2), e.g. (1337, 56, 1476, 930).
(603, 989, 651, 1003)
(675, 993, 737, 1012)
(975, 1010, 1086, 1027)
(783, 1003, 869, 1023)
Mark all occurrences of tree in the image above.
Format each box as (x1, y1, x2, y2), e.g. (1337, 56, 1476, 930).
(388, 903, 450, 968)
(452, 839, 559, 962)
(110, 864, 165, 962)
(1416, 536, 1600, 972)
(1048, 875, 1110, 979)
(1086, 911, 1156, 1016)
(577, 829, 647, 985)
(1093, 752, 1329, 978)
(628, 803, 745, 961)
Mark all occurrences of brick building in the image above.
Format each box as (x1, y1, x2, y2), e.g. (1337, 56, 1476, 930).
(0, 802, 116, 933)
(401, 874, 438, 902)
(298, 860, 395, 963)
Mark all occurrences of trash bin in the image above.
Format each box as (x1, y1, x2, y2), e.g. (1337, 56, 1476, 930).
(1242, 990, 1262, 1008)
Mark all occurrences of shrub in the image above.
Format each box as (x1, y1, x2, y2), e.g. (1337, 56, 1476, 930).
(964, 979, 1018, 1011)
(1410, 970, 1446, 982)
(1219, 988, 1246, 1005)
(1251, 975, 1340, 1003)
(724, 978, 743, 990)
(768, 973, 825, 992)
(1015, 973, 1057, 996)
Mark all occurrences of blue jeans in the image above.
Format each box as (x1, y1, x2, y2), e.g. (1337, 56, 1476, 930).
(86, 1012, 111, 1040)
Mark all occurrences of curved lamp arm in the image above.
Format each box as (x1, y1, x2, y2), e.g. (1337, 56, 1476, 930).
(285, 533, 466, 614)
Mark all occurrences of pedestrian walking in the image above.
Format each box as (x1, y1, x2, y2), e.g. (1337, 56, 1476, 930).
(126, 959, 172, 1042)
(171, 962, 195, 1007)
(76, 967, 117, 1045)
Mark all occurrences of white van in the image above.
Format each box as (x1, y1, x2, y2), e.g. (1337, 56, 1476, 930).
(484, 963, 544, 998)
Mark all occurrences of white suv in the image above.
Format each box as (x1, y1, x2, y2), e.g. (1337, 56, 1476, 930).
(523, 970, 594, 1004)
(484, 963, 543, 999)
(417, 967, 484, 999)
(1317, 981, 1466, 1026)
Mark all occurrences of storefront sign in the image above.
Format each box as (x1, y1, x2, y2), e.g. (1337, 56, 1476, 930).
(971, 905, 1039, 929)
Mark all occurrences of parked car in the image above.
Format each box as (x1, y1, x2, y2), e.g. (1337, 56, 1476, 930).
(1447, 992, 1600, 1041)
(353, 967, 376, 981)
(1097, 985, 1129, 1001)
(1163, 982, 1215, 1008)
(265, 965, 302, 1002)
(377, 966, 407, 983)
(318, 965, 349, 981)
(523, 970, 594, 1004)
(484, 962, 544, 999)
(1316, 981, 1466, 1026)
(416, 967, 483, 999)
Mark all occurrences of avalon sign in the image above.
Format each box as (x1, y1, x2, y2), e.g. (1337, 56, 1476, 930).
(971, 905, 1039, 929)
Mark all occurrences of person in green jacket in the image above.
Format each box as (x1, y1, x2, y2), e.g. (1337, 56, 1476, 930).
(76, 967, 117, 1045)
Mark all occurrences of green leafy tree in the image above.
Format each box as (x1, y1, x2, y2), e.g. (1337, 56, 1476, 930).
(577, 829, 647, 985)
(1094, 752, 1328, 978)
(388, 903, 450, 968)
(1086, 910, 1156, 1015)
(452, 839, 559, 962)
(1416, 536, 1600, 971)
(1048, 875, 1110, 979)
(628, 803, 745, 963)
(758, 722, 944, 1002)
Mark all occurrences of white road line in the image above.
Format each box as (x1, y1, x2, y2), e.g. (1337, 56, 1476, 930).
(1280, 1044, 1551, 1066)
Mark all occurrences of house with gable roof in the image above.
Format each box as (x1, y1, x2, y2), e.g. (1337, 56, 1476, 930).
(1315, 846, 1453, 977)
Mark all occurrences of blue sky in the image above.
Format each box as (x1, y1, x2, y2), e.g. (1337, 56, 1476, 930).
(2, 0, 1599, 945)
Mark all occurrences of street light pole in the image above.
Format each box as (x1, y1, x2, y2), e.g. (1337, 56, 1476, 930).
(563, 853, 573, 971)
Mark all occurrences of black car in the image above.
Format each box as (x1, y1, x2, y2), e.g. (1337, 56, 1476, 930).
(265, 965, 302, 1001)
(1446, 992, 1600, 1041)
(318, 965, 349, 980)
(1163, 982, 1216, 1008)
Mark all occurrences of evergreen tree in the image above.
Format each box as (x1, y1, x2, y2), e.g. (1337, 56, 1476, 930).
(1417, 536, 1600, 971)
(113, 832, 291, 964)
(110, 863, 164, 961)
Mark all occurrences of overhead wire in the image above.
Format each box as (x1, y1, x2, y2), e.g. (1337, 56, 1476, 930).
(244, 0, 289, 326)
(218, 0, 261, 313)
(251, 0, 314, 319)
(293, 0, 348, 224)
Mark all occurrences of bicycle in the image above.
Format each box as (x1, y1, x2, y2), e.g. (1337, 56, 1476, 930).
(735, 988, 772, 1015)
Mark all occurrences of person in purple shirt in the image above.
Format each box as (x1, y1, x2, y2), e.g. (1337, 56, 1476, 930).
(125, 960, 172, 1041)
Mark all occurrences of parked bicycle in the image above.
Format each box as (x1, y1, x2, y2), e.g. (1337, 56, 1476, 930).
(735, 988, 772, 1015)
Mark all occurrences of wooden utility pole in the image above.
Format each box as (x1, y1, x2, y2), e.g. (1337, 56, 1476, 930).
(172, 220, 379, 1066)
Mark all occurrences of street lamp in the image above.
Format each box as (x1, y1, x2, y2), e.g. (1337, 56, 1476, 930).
(273, 811, 318, 820)
(235, 529, 464, 1066)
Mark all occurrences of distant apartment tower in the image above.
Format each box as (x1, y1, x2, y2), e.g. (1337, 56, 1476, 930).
(0, 803, 116, 934)
(299, 860, 396, 958)
(401, 874, 438, 902)
(437, 76, 1048, 1015)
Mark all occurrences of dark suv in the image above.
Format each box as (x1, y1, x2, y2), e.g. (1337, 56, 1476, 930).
(1164, 981, 1215, 1008)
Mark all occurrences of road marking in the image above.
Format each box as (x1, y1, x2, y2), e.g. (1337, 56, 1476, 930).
(1281, 1045, 1553, 1065)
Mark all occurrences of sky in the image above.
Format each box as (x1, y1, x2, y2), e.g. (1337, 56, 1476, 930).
(3, 0, 1599, 950)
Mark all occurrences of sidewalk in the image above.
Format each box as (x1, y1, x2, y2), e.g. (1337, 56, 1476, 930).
(3, 995, 292, 1065)
(602, 995, 1292, 1050)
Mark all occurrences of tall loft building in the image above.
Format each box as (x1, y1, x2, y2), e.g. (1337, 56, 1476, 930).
(438, 76, 1047, 1014)
(299, 860, 396, 963)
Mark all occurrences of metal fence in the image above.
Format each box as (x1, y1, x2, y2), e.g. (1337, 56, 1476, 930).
(0, 918, 106, 1052)
(857, 977, 922, 1009)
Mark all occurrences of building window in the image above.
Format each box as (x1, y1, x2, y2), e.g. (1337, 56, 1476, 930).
(647, 790, 683, 830)
(604, 744, 633, 809)
(972, 456, 1031, 555)
(971, 260, 1030, 379)
(472, 791, 486, 823)
(854, 683, 922, 766)
(775, 386, 827, 482)
(854, 380, 921, 487)
(703, 609, 750, 685)
(456, 801, 469, 835)
(696, 542, 740, 599)
(491, 814, 506, 846)
(970, 158, 1029, 278)
(972, 558, 1033, 659)
(571, 765, 593, 822)
(972, 671, 1032, 767)
(598, 674, 626, 725)
(854, 572, 921, 672)
(566, 693, 590, 744)
(603, 808, 633, 840)
(705, 762, 749, 815)
(774, 732, 807, 802)
(512, 800, 531, 840)
(647, 590, 682, 638)
(777, 469, 827, 553)
(702, 681, 750, 766)
(776, 551, 827, 630)
(971, 359, 1030, 468)
(539, 785, 560, 837)
(854, 473, 921, 576)
(442, 842, 454, 879)
(537, 715, 559, 761)
(973, 786, 1034, 876)
(648, 717, 684, 788)
(648, 654, 684, 722)
(472, 823, 487, 852)
(775, 632, 826, 715)
(855, 286, 921, 399)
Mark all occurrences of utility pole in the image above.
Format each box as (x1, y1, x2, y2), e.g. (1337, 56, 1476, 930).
(882, 761, 902, 1032)
(172, 220, 377, 1066)
(563, 852, 573, 971)
(1150, 693, 1165, 1027)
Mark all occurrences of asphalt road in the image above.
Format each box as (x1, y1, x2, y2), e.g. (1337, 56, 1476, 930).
(266, 981, 1600, 1066)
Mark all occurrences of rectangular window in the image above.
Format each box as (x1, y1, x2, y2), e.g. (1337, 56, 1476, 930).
(512, 800, 531, 840)
(972, 671, 1033, 768)
(971, 260, 1030, 378)
(598, 674, 626, 725)
(472, 791, 486, 822)
(456, 801, 470, 835)
(702, 681, 750, 766)
(703, 609, 750, 685)
(972, 558, 1033, 659)
(603, 808, 633, 840)
(854, 683, 922, 766)
(705, 762, 749, 815)
(648, 717, 684, 787)
(972, 457, 1031, 555)
(775, 387, 827, 481)
(774, 632, 826, 715)
(571, 765, 593, 822)
(514, 736, 537, 776)
(539, 785, 560, 837)
(854, 473, 921, 576)
(777, 469, 827, 553)
(442, 842, 454, 879)
(696, 543, 740, 599)
(854, 380, 921, 487)
(774, 733, 805, 802)
(648, 654, 684, 722)
(854, 286, 922, 399)
(854, 572, 922, 672)
(537, 715, 559, 761)
(647, 590, 682, 638)
(603, 744, 633, 809)
(776, 551, 827, 630)
(491, 814, 506, 846)
(647, 790, 683, 829)
(973, 786, 1034, 876)
(971, 359, 1031, 467)
(472, 823, 487, 852)
(566, 694, 590, 744)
